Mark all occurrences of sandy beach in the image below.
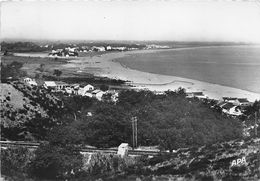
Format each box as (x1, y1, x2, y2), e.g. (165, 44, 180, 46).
(63, 47, 260, 102)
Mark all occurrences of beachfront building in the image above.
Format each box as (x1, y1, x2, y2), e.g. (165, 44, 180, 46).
(220, 102, 234, 114)
(234, 98, 251, 106)
(222, 97, 252, 107)
(186, 92, 207, 99)
(227, 106, 243, 117)
(223, 97, 237, 104)
(92, 46, 105, 52)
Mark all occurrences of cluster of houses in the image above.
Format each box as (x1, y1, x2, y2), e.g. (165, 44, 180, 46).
(48, 44, 171, 58)
(145, 44, 170, 49)
(23, 78, 118, 102)
(186, 91, 252, 117)
(48, 45, 141, 57)
(23, 77, 253, 117)
(48, 47, 79, 57)
(216, 97, 252, 117)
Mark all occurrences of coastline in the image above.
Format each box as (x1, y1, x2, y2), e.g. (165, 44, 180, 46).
(63, 46, 260, 102)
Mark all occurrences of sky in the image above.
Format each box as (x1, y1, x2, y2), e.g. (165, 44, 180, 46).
(1, 1, 260, 42)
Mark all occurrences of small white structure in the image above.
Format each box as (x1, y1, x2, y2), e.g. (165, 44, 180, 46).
(186, 92, 207, 99)
(84, 92, 93, 98)
(78, 84, 94, 96)
(117, 143, 129, 158)
(43, 81, 57, 89)
(227, 106, 243, 116)
(65, 87, 73, 94)
(92, 90, 105, 101)
(85, 84, 94, 91)
(221, 103, 235, 114)
(24, 78, 37, 86)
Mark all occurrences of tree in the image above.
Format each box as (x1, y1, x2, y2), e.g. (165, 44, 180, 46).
(100, 84, 109, 91)
(28, 125, 84, 179)
(53, 69, 62, 79)
(63, 95, 93, 121)
(76, 103, 132, 148)
(28, 144, 83, 179)
(1, 61, 27, 81)
(47, 125, 84, 147)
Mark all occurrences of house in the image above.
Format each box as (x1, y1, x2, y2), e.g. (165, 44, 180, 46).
(106, 46, 112, 50)
(85, 84, 94, 91)
(234, 98, 251, 106)
(186, 92, 207, 99)
(223, 97, 237, 104)
(43, 81, 57, 89)
(77, 84, 94, 96)
(92, 90, 105, 101)
(55, 81, 69, 91)
(227, 106, 243, 116)
(24, 78, 37, 86)
(84, 92, 93, 98)
(221, 102, 235, 114)
(65, 87, 77, 95)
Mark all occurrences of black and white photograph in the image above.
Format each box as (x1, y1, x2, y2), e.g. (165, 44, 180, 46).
(0, 0, 260, 180)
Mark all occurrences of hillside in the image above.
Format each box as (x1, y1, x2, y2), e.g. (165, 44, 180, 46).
(0, 82, 63, 140)
(117, 138, 260, 181)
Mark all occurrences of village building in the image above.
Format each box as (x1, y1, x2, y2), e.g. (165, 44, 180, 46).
(234, 98, 251, 106)
(106, 46, 112, 50)
(55, 81, 69, 91)
(186, 92, 207, 99)
(77, 84, 94, 96)
(222, 97, 237, 104)
(23, 78, 37, 86)
(227, 106, 243, 116)
(43, 81, 57, 89)
(92, 46, 105, 52)
(92, 90, 105, 101)
(220, 102, 234, 114)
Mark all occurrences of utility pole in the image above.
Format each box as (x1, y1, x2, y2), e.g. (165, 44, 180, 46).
(131, 117, 137, 149)
(255, 111, 258, 137)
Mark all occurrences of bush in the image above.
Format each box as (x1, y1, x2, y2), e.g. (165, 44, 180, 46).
(1, 147, 34, 176)
(28, 144, 83, 179)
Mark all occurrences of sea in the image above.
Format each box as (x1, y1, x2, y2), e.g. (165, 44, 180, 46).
(116, 45, 260, 94)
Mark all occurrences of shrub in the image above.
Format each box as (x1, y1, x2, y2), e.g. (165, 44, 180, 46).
(28, 144, 83, 179)
(1, 146, 34, 176)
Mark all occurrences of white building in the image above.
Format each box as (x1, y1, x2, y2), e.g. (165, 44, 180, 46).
(92, 90, 105, 101)
(78, 84, 94, 96)
(24, 78, 37, 86)
(43, 81, 57, 89)
(117, 143, 129, 158)
(227, 106, 243, 116)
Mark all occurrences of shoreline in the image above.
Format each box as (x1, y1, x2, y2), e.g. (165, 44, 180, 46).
(63, 46, 260, 102)
(13, 46, 260, 102)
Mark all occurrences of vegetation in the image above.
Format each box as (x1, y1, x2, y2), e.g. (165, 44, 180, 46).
(1, 41, 48, 52)
(1, 86, 243, 148)
(28, 126, 84, 179)
(1, 61, 27, 81)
